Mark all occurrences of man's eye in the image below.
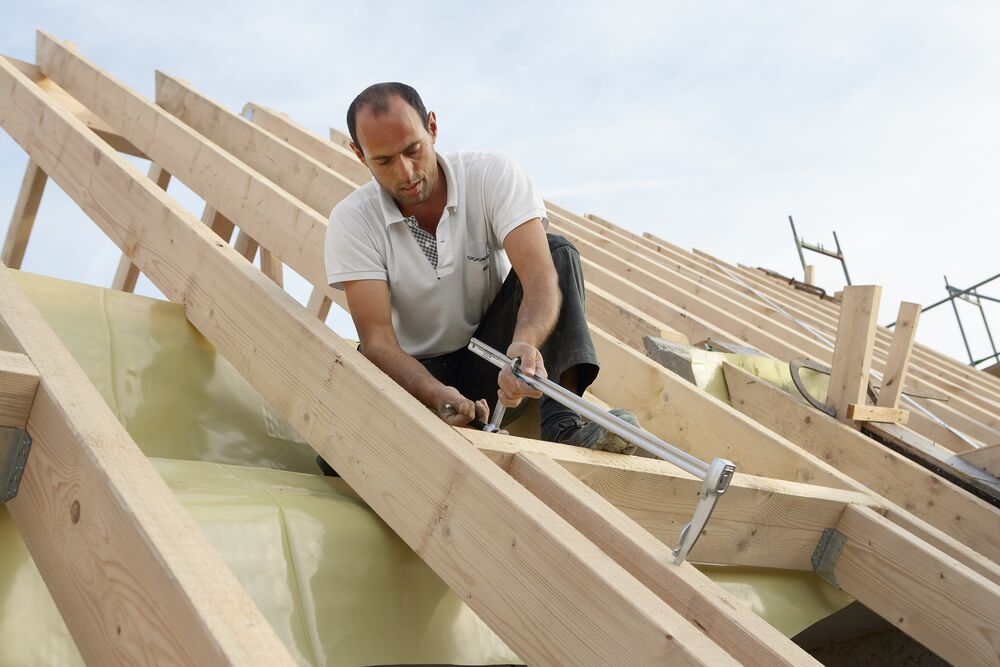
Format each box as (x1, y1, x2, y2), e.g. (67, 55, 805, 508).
(406, 146, 420, 156)
(375, 159, 390, 166)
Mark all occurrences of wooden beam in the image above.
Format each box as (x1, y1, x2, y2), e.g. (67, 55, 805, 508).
(877, 302, 921, 409)
(233, 230, 259, 262)
(0, 266, 295, 664)
(846, 404, 909, 424)
(722, 362, 1000, 575)
(827, 285, 881, 426)
(111, 162, 171, 292)
(306, 286, 332, 321)
(242, 102, 369, 185)
(1, 158, 47, 269)
(958, 444, 1000, 478)
(830, 505, 1000, 666)
(0, 349, 39, 427)
(590, 325, 854, 489)
(156, 73, 357, 216)
(467, 429, 878, 570)
(202, 205, 235, 242)
(328, 126, 355, 151)
(507, 450, 819, 666)
(22, 39, 734, 666)
(803, 264, 815, 286)
(259, 248, 283, 287)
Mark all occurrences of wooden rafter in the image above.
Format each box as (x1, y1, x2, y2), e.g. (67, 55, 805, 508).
(0, 263, 296, 665)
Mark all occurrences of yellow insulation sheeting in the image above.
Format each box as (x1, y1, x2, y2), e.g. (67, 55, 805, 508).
(1, 270, 851, 664)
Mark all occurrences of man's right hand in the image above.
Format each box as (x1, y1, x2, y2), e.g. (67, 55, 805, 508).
(435, 386, 489, 427)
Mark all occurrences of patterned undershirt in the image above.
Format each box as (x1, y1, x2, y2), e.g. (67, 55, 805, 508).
(404, 216, 439, 269)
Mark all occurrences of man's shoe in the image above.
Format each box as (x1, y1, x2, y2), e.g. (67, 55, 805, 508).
(554, 408, 640, 455)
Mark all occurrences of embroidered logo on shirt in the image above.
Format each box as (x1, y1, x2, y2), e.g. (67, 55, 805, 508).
(466, 241, 490, 263)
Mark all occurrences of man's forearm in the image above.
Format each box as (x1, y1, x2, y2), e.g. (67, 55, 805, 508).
(512, 271, 561, 349)
(363, 344, 446, 408)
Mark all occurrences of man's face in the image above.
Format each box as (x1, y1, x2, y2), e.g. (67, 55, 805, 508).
(352, 96, 438, 207)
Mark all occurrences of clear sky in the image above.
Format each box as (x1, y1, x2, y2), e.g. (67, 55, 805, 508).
(2, 1, 998, 366)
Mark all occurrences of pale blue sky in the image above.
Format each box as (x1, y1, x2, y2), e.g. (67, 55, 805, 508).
(2, 1, 998, 365)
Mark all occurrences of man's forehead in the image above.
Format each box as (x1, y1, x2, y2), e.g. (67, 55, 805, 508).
(356, 96, 427, 152)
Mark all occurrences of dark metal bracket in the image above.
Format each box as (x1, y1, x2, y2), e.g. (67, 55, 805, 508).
(1, 427, 32, 503)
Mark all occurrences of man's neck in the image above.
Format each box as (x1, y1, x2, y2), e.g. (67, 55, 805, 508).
(398, 163, 447, 234)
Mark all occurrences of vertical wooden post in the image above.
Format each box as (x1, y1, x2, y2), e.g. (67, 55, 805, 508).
(803, 265, 815, 286)
(306, 286, 333, 320)
(233, 230, 259, 261)
(827, 285, 881, 426)
(877, 302, 921, 409)
(259, 248, 283, 287)
(112, 163, 170, 291)
(202, 205, 235, 242)
(2, 158, 48, 269)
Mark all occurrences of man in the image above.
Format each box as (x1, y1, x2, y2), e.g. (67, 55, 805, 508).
(323, 82, 637, 463)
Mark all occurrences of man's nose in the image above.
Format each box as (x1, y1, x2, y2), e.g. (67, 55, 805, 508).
(397, 156, 415, 182)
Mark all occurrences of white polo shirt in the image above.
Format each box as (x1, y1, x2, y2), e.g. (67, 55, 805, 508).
(326, 151, 548, 359)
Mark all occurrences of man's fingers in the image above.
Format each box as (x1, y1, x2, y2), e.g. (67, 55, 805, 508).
(474, 399, 489, 423)
(498, 388, 522, 409)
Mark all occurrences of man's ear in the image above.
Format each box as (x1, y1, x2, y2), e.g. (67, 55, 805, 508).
(427, 111, 438, 145)
(350, 142, 367, 166)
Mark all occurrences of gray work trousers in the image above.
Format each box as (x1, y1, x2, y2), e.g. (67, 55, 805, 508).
(419, 233, 600, 440)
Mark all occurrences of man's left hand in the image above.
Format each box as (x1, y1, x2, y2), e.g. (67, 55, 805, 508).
(498, 341, 546, 408)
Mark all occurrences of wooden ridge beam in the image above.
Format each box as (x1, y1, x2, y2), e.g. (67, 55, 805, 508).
(21, 36, 734, 666)
(0, 265, 295, 663)
(722, 362, 1000, 573)
(506, 450, 819, 666)
(830, 505, 1000, 666)
(0, 349, 39, 427)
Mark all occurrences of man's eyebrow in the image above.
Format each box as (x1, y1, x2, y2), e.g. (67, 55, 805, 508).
(369, 140, 422, 162)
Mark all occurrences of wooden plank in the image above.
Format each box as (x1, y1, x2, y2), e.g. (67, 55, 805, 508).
(305, 287, 332, 321)
(846, 404, 909, 424)
(827, 285, 882, 426)
(0, 267, 295, 664)
(958, 444, 1000, 478)
(803, 264, 815, 286)
(506, 450, 820, 666)
(3, 55, 145, 158)
(877, 302, 921, 408)
(202, 205, 235, 242)
(723, 362, 1000, 574)
(157, 73, 357, 216)
(328, 126, 355, 151)
(259, 248, 283, 287)
(0, 349, 39, 427)
(233, 230, 259, 262)
(831, 505, 1000, 667)
(590, 325, 854, 489)
(243, 102, 369, 185)
(20, 40, 734, 666)
(466, 429, 878, 570)
(1, 158, 47, 269)
(111, 162, 171, 292)
(866, 422, 1000, 499)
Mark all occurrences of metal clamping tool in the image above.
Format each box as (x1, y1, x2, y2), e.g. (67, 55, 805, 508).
(467, 338, 736, 564)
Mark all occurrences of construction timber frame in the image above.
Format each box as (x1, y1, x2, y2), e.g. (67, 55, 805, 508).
(0, 32, 998, 665)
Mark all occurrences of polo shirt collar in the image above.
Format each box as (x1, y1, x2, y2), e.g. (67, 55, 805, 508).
(377, 151, 458, 227)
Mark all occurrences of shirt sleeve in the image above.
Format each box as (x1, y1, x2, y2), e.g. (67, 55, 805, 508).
(325, 203, 388, 290)
(484, 152, 549, 244)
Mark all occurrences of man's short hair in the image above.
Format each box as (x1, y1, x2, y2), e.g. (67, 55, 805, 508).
(347, 82, 429, 154)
